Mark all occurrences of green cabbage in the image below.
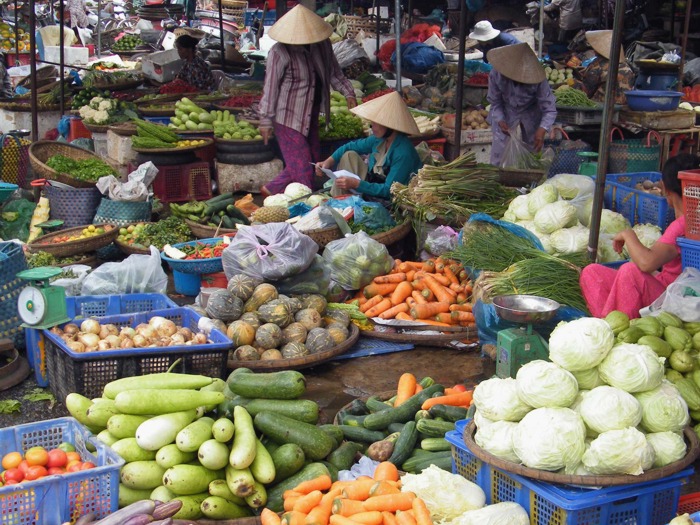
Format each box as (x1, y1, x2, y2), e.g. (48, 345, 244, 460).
(474, 420, 520, 463)
(599, 209, 631, 235)
(578, 386, 642, 434)
(533, 200, 578, 234)
(283, 182, 312, 200)
(578, 197, 593, 226)
(473, 409, 496, 430)
(597, 234, 625, 263)
(646, 431, 687, 467)
(623, 223, 663, 258)
(634, 381, 690, 432)
(527, 183, 559, 216)
(515, 360, 579, 408)
(550, 225, 588, 254)
(508, 194, 533, 221)
(452, 502, 529, 525)
(598, 343, 665, 393)
(502, 210, 517, 223)
(472, 377, 532, 422)
(582, 427, 655, 475)
(571, 368, 604, 390)
(548, 317, 615, 372)
(550, 173, 595, 200)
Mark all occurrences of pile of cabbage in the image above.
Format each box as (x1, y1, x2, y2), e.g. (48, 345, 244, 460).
(472, 316, 690, 476)
(263, 183, 328, 208)
(501, 174, 662, 262)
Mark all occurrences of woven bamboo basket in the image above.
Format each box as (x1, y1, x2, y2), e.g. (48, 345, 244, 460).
(56, 254, 99, 268)
(362, 325, 477, 347)
(28, 224, 119, 257)
(371, 221, 412, 246)
(498, 168, 547, 188)
(107, 122, 138, 136)
(115, 238, 151, 256)
(228, 324, 359, 371)
(83, 122, 110, 133)
(345, 15, 391, 38)
(302, 225, 343, 248)
(29, 141, 117, 189)
(138, 106, 177, 117)
(132, 138, 214, 154)
(185, 219, 238, 239)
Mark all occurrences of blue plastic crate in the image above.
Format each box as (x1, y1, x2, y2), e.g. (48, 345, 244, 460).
(604, 172, 674, 229)
(42, 307, 231, 400)
(447, 426, 692, 525)
(144, 116, 171, 126)
(0, 417, 123, 525)
(678, 237, 700, 270)
(0, 181, 18, 203)
(244, 8, 277, 27)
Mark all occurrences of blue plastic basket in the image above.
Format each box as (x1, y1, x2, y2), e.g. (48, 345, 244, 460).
(144, 116, 171, 126)
(42, 307, 231, 400)
(161, 238, 225, 274)
(0, 241, 27, 349)
(447, 424, 692, 525)
(604, 172, 674, 229)
(173, 270, 203, 296)
(0, 181, 18, 203)
(0, 417, 123, 525)
(678, 237, 700, 270)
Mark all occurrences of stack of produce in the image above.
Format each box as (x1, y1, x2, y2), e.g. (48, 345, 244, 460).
(356, 71, 388, 97)
(170, 97, 215, 131)
(78, 95, 135, 126)
(262, 183, 328, 209)
(27, 251, 91, 268)
(220, 93, 263, 108)
(319, 92, 365, 140)
(554, 85, 597, 107)
(0, 439, 96, 484)
(132, 119, 206, 149)
(471, 315, 692, 476)
(71, 88, 111, 110)
(213, 116, 263, 140)
(171, 193, 251, 229)
(0, 23, 29, 52)
(45, 155, 117, 183)
(117, 216, 193, 250)
(35, 224, 114, 246)
(544, 66, 575, 86)
(411, 113, 441, 136)
(112, 34, 146, 51)
(82, 70, 143, 89)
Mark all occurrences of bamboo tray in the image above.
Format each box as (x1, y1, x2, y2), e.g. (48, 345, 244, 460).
(371, 221, 412, 246)
(108, 122, 138, 136)
(56, 254, 99, 267)
(228, 324, 359, 371)
(114, 238, 151, 256)
(83, 122, 110, 133)
(132, 138, 214, 154)
(28, 224, 119, 258)
(463, 420, 700, 487)
(498, 168, 546, 188)
(362, 323, 477, 348)
(185, 219, 238, 239)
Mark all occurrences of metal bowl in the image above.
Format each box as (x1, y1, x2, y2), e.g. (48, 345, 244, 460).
(493, 295, 560, 324)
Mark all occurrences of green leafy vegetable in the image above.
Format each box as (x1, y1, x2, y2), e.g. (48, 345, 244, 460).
(0, 399, 21, 414)
(46, 155, 117, 182)
(23, 388, 56, 408)
(554, 86, 598, 108)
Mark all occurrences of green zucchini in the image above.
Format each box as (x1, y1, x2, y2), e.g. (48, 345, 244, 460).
(266, 463, 330, 512)
(415, 418, 455, 438)
(387, 421, 417, 467)
(327, 441, 362, 471)
(366, 396, 393, 413)
(387, 422, 406, 434)
(271, 443, 306, 483)
(420, 437, 451, 451)
(363, 384, 444, 430)
(337, 425, 386, 444)
(428, 404, 468, 422)
(204, 198, 236, 217)
(253, 412, 334, 460)
(242, 398, 319, 424)
(401, 450, 452, 473)
(318, 424, 345, 448)
(205, 192, 234, 206)
(345, 399, 370, 416)
(228, 370, 306, 400)
(337, 413, 368, 427)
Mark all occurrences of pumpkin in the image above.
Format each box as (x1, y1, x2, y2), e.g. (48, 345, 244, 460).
(324, 310, 351, 327)
(306, 327, 335, 354)
(227, 320, 256, 348)
(281, 296, 303, 313)
(187, 305, 208, 317)
(301, 294, 327, 314)
(295, 308, 323, 331)
(244, 283, 279, 312)
(258, 301, 294, 328)
(327, 323, 349, 345)
(281, 342, 309, 359)
(227, 274, 262, 301)
(261, 349, 283, 360)
(239, 312, 261, 331)
(234, 345, 260, 361)
(206, 290, 244, 322)
(255, 323, 283, 350)
(282, 322, 308, 344)
(209, 318, 228, 334)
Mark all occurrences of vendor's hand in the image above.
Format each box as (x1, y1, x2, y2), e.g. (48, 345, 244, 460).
(533, 127, 547, 152)
(498, 121, 509, 134)
(335, 176, 360, 192)
(612, 229, 632, 254)
(259, 127, 273, 145)
(315, 157, 335, 176)
(346, 96, 358, 109)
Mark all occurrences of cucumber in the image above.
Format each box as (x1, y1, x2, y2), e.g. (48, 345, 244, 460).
(318, 424, 344, 448)
(118, 484, 153, 508)
(428, 404, 469, 422)
(115, 389, 225, 415)
(86, 399, 119, 427)
(363, 384, 444, 430)
(245, 480, 268, 508)
(414, 410, 431, 422)
(388, 421, 417, 467)
(208, 479, 247, 505)
(177, 417, 214, 452)
(228, 370, 306, 400)
(344, 399, 370, 415)
(419, 376, 435, 388)
(201, 495, 253, 519)
(327, 441, 362, 471)
(65, 393, 93, 427)
(205, 192, 235, 206)
(150, 485, 176, 502)
(420, 437, 451, 451)
(337, 425, 386, 444)
(163, 464, 223, 496)
(242, 398, 319, 424)
(198, 439, 230, 470)
(221, 215, 237, 229)
(103, 373, 213, 399)
(156, 444, 197, 469)
(401, 450, 452, 474)
(204, 199, 236, 217)
(136, 410, 198, 451)
(249, 438, 276, 484)
(387, 422, 406, 434)
(266, 462, 330, 512)
(172, 492, 208, 520)
(415, 418, 455, 438)
(225, 465, 256, 497)
(320, 461, 339, 482)
(254, 411, 334, 461)
(366, 396, 393, 413)
(108, 414, 150, 439)
(230, 406, 257, 469)
(337, 413, 368, 426)
(271, 443, 306, 483)
(225, 205, 251, 225)
(212, 417, 235, 443)
(97, 430, 119, 447)
(111, 438, 157, 462)
(120, 460, 167, 490)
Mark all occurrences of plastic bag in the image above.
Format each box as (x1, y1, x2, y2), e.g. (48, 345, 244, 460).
(276, 255, 331, 295)
(323, 231, 394, 290)
(222, 223, 318, 282)
(392, 42, 445, 75)
(0, 197, 36, 242)
(81, 246, 168, 295)
(644, 267, 700, 322)
(327, 196, 395, 231)
(332, 39, 369, 69)
(425, 225, 459, 256)
(52, 264, 92, 297)
(501, 125, 539, 170)
(235, 193, 258, 217)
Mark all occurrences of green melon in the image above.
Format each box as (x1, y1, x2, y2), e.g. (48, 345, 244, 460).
(282, 322, 308, 344)
(301, 294, 327, 314)
(324, 310, 351, 327)
(227, 274, 262, 301)
(281, 342, 309, 359)
(227, 320, 256, 348)
(327, 323, 349, 345)
(306, 328, 335, 354)
(258, 300, 294, 328)
(255, 323, 283, 350)
(239, 312, 261, 331)
(295, 308, 323, 331)
(206, 290, 243, 322)
(234, 345, 260, 361)
(261, 349, 283, 360)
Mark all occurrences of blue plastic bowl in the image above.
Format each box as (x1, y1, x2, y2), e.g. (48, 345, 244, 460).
(0, 182, 18, 203)
(624, 90, 683, 112)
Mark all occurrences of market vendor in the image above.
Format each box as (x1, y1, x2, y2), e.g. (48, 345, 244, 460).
(572, 30, 635, 105)
(165, 34, 215, 92)
(486, 42, 557, 166)
(0, 53, 12, 99)
(543, 0, 582, 43)
(580, 154, 698, 319)
(468, 21, 520, 62)
(259, 5, 357, 197)
(315, 91, 422, 201)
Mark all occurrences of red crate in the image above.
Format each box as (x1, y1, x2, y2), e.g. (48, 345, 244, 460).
(678, 492, 700, 515)
(680, 169, 700, 240)
(130, 161, 212, 203)
(69, 118, 92, 141)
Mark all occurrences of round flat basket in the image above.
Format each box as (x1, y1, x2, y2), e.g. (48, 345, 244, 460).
(362, 324, 477, 347)
(229, 323, 359, 372)
(462, 420, 700, 487)
(135, 94, 188, 106)
(185, 219, 238, 239)
(28, 224, 119, 257)
(29, 141, 114, 189)
(498, 168, 546, 188)
(215, 137, 266, 146)
(161, 238, 225, 275)
(302, 225, 343, 248)
(95, 78, 144, 92)
(132, 137, 214, 154)
(56, 254, 99, 268)
(138, 106, 177, 117)
(108, 122, 138, 136)
(110, 48, 151, 56)
(115, 238, 151, 256)
(82, 122, 110, 133)
(371, 221, 412, 245)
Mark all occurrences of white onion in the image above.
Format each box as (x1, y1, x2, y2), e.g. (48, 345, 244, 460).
(136, 324, 157, 339)
(170, 333, 185, 345)
(99, 324, 118, 339)
(61, 333, 76, 342)
(50, 326, 64, 336)
(78, 333, 100, 348)
(120, 327, 136, 339)
(63, 323, 80, 335)
(192, 333, 207, 345)
(105, 335, 121, 348)
(178, 327, 193, 341)
(157, 337, 171, 347)
(66, 341, 85, 353)
(149, 316, 168, 329)
(133, 335, 149, 348)
(97, 340, 111, 351)
(81, 319, 101, 335)
(119, 338, 134, 349)
(156, 319, 178, 338)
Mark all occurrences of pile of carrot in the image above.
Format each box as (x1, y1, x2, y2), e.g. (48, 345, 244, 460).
(393, 373, 473, 411)
(260, 463, 434, 525)
(348, 258, 475, 328)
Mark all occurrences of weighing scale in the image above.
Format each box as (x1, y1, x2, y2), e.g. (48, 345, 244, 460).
(493, 294, 560, 378)
(577, 152, 599, 177)
(16, 267, 71, 386)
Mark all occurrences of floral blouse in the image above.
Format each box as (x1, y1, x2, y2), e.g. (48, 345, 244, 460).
(176, 55, 215, 91)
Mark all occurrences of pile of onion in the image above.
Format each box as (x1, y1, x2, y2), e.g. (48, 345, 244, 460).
(51, 316, 208, 353)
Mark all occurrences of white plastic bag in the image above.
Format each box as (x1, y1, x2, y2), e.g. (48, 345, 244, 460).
(52, 264, 92, 297)
(323, 231, 393, 291)
(644, 267, 700, 321)
(81, 246, 168, 295)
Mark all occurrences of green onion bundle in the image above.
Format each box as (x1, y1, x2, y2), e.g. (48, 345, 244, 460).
(554, 86, 597, 108)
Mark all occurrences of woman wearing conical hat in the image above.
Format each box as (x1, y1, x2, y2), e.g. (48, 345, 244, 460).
(259, 5, 357, 196)
(486, 42, 557, 166)
(314, 91, 423, 201)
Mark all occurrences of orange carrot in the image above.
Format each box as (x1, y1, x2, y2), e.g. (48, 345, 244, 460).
(420, 288, 435, 302)
(363, 283, 399, 299)
(283, 511, 308, 525)
(285, 494, 305, 511)
(405, 270, 416, 282)
(369, 481, 401, 497)
(294, 491, 325, 514)
(365, 298, 394, 319)
(411, 500, 432, 525)
(399, 262, 421, 273)
(455, 293, 468, 304)
(263, 508, 283, 525)
(451, 311, 476, 323)
(411, 279, 427, 291)
(421, 391, 473, 410)
(394, 373, 417, 407)
(294, 474, 333, 495)
(396, 511, 416, 525)
(412, 318, 451, 328)
(395, 312, 413, 321)
(331, 481, 354, 492)
(348, 512, 383, 525)
(382, 511, 398, 525)
(434, 313, 456, 325)
(443, 387, 458, 396)
(414, 383, 423, 394)
(357, 296, 368, 306)
(329, 516, 364, 525)
(449, 303, 473, 312)
(333, 499, 367, 516)
(374, 273, 407, 284)
(431, 273, 451, 286)
(411, 290, 427, 305)
(379, 303, 410, 320)
(341, 477, 376, 501)
(363, 493, 416, 513)
(449, 283, 463, 293)
(434, 259, 446, 273)
(360, 294, 385, 313)
(391, 281, 414, 306)
(306, 497, 334, 525)
(422, 260, 435, 273)
(410, 302, 451, 319)
(423, 274, 455, 304)
(393, 259, 402, 271)
(443, 266, 459, 285)
(373, 461, 400, 482)
(405, 296, 418, 309)
(285, 490, 306, 500)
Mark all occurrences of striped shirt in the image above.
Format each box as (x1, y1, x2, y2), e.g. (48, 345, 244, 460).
(259, 40, 355, 135)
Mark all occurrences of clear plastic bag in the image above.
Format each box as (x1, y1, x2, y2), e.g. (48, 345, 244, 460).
(323, 231, 394, 291)
(52, 264, 92, 297)
(501, 124, 539, 170)
(222, 223, 319, 282)
(424, 225, 459, 256)
(644, 267, 700, 322)
(81, 246, 168, 295)
(276, 255, 331, 296)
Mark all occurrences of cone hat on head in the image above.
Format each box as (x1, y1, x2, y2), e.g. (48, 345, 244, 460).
(174, 27, 207, 40)
(350, 91, 420, 136)
(586, 30, 624, 60)
(487, 42, 546, 84)
(268, 5, 333, 45)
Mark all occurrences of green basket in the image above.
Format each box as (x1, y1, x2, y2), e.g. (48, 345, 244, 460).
(93, 198, 153, 227)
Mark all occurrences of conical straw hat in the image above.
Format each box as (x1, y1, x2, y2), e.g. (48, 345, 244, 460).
(268, 5, 333, 45)
(586, 30, 624, 60)
(487, 43, 546, 84)
(350, 91, 420, 136)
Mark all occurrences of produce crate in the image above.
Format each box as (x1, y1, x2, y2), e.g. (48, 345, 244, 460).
(445, 142, 491, 164)
(678, 492, 700, 515)
(0, 417, 123, 525)
(679, 169, 700, 240)
(143, 116, 171, 126)
(129, 161, 212, 203)
(556, 105, 604, 126)
(603, 172, 674, 229)
(446, 423, 692, 525)
(441, 125, 493, 146)
(678, 237, 700, 270)
(43, 307, 231, 400)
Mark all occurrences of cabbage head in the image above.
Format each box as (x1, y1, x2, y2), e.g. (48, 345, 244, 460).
(571, 368, 604, 390)
(548, 317, 615, 372)
(508, 194, 533, 221)
(599, 209, 631, 235)
(533, 200, 578, 234)
(597, 234, 625, 263)
(582, 427, 655, 475)
(263, 194, 291, 207)
(472, 377, 532, 422)
(515, 360, 579, 408)
(623, 223, 662, 258)
(578, 197, 593, 227)
(578, 386, 642, 434)
(516, 221, 554, 253)
(550, 225, 588, 255)
(646, 431, 687, 467)
(284, 182, 312, 200)
(503, 210, 517, 223)
(474, 420, 520, 463)
(527, 182, 559, 216)
(473, 409, 496, 430)
(634, 381, 690, 432)
(512, 407, 586, 471)
(307, 194, 329, 207)
(452, 502, 529, 525)
(598, 343, 665, 393)
(550, 173, 595, 200)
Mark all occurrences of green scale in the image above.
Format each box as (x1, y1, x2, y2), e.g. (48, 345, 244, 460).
(17, 267, 70, 328)
(493, 294, 560, 378)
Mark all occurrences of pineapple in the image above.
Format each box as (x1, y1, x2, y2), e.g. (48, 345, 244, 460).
(251, 206, 290, 224)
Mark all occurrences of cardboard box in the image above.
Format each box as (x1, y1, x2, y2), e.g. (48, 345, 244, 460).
(141, 49, 182, 83)
(44, 46, 89, 66)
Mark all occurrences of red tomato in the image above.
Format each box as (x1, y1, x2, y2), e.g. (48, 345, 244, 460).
(47, 467, 65, 476)
(24, 465, 48, 481)
(3, 468, 24, 483)
(66, 462, 82, 473)
(4, 479, 19, 485)
(80, 462, 96, 470)
(65, 452, 81, 464)
(17, 460, 31, 476)
(25, 447, 48, 467)
(46, 449, 67, 469)
(451, 384, 468, 393)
